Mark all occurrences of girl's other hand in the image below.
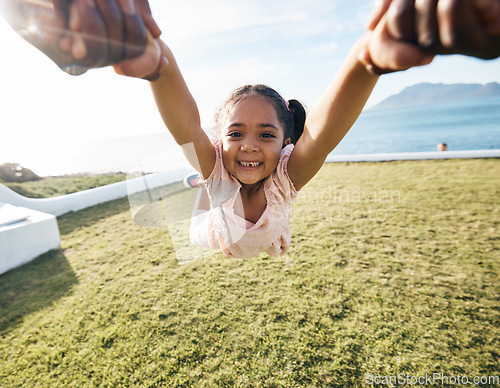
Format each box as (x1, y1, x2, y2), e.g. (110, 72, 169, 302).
(113, 33, 168, 80)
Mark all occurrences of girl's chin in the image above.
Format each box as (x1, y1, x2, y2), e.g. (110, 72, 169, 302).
(235, 175, 264, 186)
(238, 178, 260, 186)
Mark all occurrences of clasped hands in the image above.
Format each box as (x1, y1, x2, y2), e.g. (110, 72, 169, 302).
(362, 0, 500, 74)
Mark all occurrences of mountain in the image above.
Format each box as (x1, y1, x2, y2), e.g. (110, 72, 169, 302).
(373, 82, 500, 109)
(0, 163, 41, 183)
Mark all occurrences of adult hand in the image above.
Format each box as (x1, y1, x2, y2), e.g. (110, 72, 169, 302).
(1, 0, 162, 74)
(367, 0, 500, 60)
(431, 0, 500, 59)
(360, 9, 434, 75)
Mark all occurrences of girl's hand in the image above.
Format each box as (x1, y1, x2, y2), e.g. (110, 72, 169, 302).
(113, 32, 168, 80)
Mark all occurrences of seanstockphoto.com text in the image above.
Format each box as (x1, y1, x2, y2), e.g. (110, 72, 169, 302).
(365, 373, 499, 386)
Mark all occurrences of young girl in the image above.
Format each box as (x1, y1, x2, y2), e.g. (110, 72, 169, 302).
(118, 42, 369, 257)
(186, 85, 307, 258)
(109, 13, 434, 259)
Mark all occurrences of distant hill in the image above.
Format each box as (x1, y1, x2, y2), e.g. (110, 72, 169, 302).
(373, 82, 500, 109)
(0, 163, 41, 183)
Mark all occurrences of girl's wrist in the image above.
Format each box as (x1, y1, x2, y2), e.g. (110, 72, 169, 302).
(142, 40, 171, 82)
(356, 33, 387, 76)
(358, 48, 390, 76)
(142, 56, 168, 81)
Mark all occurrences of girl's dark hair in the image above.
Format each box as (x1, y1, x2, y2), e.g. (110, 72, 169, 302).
(214, 84, 306, 145)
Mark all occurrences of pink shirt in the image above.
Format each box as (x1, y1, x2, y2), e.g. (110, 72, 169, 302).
(191, 138, 298, 258)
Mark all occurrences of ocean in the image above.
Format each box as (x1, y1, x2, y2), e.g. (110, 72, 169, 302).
(332, 97, 500, 155)
(60, 97, 500, 176)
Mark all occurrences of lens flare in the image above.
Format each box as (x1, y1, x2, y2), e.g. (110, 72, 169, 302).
(60, 64, 88, 75)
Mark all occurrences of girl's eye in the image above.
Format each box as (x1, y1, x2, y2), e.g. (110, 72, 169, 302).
(228, 132, 242, 138)
(261, 133, 276, 138)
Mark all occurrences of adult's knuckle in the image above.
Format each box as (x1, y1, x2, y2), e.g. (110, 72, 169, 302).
(388, 0, 415, 40)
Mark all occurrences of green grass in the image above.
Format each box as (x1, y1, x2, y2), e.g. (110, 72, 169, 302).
(0, 159, 498, 387)
(4, 174, 127, 198)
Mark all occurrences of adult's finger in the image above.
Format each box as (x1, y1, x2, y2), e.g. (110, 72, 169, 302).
(415, 0, 443, 51)
(94, 0, 125, 63)
(475, 0, 500, 34)
(116, 0, 147, 59)
(52, 0, 74, 54)
(52, 0, 70, 24)
(69, 4, 87, 59)
(367, 0, 393, 31)
(74, 0, 109, 67)
(385, 0, 417, 42)
(28, 0, 83, 72)
(437, 0, 490, 57)
(136, 0, 161, 38)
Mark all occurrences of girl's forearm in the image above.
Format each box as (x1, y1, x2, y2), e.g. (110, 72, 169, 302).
(149, 40, 204, 146)
(305, 34, 379, 156)
(149, 40, 216, 178)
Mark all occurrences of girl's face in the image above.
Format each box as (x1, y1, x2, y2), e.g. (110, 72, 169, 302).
(221, 94, 288, 188)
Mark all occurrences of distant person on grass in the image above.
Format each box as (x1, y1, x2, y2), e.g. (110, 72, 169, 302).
(38, 0, 500, 258)
(437, 143, 448, 151)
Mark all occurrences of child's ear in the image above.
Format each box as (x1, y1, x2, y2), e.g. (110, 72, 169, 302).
(283, 137, 292, 146)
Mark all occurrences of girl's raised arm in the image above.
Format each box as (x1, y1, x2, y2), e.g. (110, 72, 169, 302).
(288, 17, 433, 191)
(149, 40, 215, 178)
(287, 35, 379, 191)
(115, 37, 215, 178)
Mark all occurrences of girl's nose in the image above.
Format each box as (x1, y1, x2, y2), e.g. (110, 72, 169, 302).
(241, 141, 258, 152)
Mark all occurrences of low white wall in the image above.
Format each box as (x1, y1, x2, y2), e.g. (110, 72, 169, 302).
(0, 169, 190, 217)
(325, 149, 500, 163)
(0, 207, 61, 274)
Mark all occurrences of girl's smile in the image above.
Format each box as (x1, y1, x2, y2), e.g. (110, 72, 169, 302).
(221, 94, 288, 189)
(237, 160, 263, 173)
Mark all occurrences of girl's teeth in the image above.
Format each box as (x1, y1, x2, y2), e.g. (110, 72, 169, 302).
(240, 162, 260, 167)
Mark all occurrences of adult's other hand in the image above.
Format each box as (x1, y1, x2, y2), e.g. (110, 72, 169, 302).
(1, 0, 161, 74)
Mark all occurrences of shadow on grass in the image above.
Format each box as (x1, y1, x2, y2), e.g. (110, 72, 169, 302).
(0, 249, 78, 334)
(56, 182, 192, 236)
(57, 197, 131, 236)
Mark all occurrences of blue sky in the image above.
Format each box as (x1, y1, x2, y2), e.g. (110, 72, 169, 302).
(1, 0, 499, 176)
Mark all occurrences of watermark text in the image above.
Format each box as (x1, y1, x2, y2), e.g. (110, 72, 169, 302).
(366, 373, 499, 386)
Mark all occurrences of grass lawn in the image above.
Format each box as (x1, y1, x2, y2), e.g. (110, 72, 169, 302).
(0, 159, 498, 387)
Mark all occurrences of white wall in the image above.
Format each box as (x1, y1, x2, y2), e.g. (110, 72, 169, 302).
(0, 169, 190, 217)
(325, 149, 500, 163)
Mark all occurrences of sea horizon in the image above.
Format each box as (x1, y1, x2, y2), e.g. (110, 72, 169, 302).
(10, 96, 500, 178)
